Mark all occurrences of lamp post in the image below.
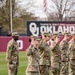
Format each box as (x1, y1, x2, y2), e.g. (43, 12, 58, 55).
(10, 0, 13, 32)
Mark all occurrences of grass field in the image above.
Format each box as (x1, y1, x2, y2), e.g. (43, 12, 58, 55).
(0, 51, 70, 75)
(0, 51, 28, 75)
(0, 51, 53, 75)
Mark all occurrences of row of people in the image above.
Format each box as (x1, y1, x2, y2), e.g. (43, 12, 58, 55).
(26, 32, 75, 75)
(6, 32, 75, 75)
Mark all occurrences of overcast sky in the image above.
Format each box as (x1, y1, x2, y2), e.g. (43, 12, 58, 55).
(20, 0, 55, 18)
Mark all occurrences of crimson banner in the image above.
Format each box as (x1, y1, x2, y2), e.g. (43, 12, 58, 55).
(0, 36, 72, 52)
(0, 36, 30, 52)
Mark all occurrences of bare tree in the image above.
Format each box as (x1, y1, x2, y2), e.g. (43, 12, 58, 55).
(18, 0, 37, 16)
(0, 0, 37, 33)
(50, 0, 75, 21)
(48, 12, 59, 21)
(0, 0, 23, 31)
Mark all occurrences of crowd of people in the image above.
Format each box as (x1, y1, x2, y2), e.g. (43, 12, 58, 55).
(6, 32, 75, 75)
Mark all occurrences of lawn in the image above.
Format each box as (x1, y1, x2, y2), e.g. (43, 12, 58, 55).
(0, 51, 70, 75)
(0, 51, 52, 75)
(0, 51, 28, 75)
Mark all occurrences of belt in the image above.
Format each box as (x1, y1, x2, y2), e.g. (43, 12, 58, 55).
(27, 71, 39, 73)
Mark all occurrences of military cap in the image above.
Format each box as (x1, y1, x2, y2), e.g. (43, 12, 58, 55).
(30, 35, 40, 41)
(52, 33, 58, 36)
(29, 35, 37, 42)
(62, 32, 69, 36)
(52, 33, 59, 38)
(42, 32, 50, 37)
(30, 35, 37, 39)
(34, 36, 41, 41)
(71, 32, 75, 35)
(12, 32, 19, 36)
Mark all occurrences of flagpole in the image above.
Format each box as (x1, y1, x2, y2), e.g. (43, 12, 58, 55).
(43, 0, 48, 21)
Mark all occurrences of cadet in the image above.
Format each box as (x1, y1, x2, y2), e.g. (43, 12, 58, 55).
(26, 36, 40, 75)
(6, 32, 19, 75)
(29, 35, 37, 45)
(69, 32, 75, 75)
(50, 33, 61, 75)
(60, 32, 69, 75)
(39, 32, 51, 75)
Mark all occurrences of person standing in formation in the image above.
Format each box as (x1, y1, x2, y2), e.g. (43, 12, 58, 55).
(69, 32, 75, 75)
(50, 33, 61, 75)
(6, 32, 19, 75)
(39, 32, 51, 75)
(60, 32, 69, 75)
(26, 36, 40, 75)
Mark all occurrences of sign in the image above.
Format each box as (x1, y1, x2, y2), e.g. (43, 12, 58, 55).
(0, 36, 30, 52)
(27, 21, 75, 36)
(17, 40, 23, 50)
(0, 36, 71, 52)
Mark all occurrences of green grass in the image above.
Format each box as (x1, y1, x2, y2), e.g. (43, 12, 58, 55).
(0, 51, 70, 75)
(0, 51, 28, 75)
(0, 51, 52, 75)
